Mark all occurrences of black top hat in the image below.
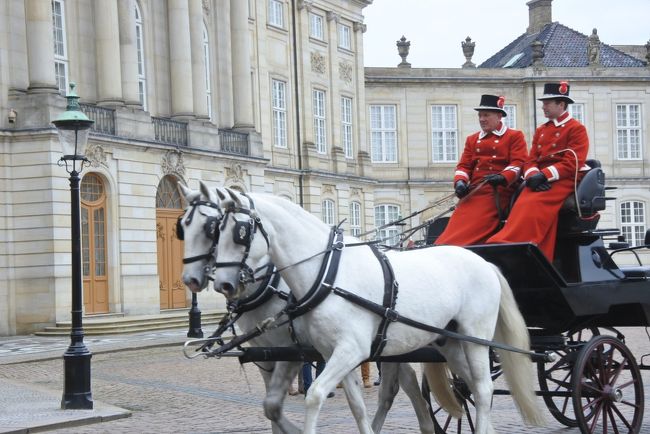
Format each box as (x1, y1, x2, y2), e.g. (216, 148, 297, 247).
(474, 94, 507, 116)
(537, 81, 574, 103)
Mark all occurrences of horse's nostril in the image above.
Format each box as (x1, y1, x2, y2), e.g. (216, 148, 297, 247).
(221, 282, 235, 294)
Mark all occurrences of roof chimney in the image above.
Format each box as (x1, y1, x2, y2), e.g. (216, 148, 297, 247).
(526, 0, 553, 34)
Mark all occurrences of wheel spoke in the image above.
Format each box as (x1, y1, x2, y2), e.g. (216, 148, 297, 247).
(610, 401, 634, 430)
(588, 400, 604, 432)
(607, 404, 621, 434)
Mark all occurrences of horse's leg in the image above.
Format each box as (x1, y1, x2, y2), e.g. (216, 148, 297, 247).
(460, 342, 494, 434)
(340, 369, 376, 432)
(397, 363, 435, 434)
(263, 361, 302, 434)
(371, 362, 399, 433)
(303, 349, 372, 434)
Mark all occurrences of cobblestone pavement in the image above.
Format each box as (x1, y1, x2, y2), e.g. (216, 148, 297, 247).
(0, 327, 648, 433)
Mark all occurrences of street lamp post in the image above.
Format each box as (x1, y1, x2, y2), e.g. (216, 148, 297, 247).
(52, 82, 95, 410)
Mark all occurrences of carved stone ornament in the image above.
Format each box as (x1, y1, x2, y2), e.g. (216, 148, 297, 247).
(202, 0, 210, 15)
(161, 149, 186, 177)
(461, 36, 476, 68)
(531, 40, 545, 66)
(587, 28, 601, 66)
(350, 187, 361, 197)
(297, 0, 313, 11)
(311, 51, 326, 74)
(326, 11, 339, 22)
(353, 22, 366, 33)
(322, 184, 334, 195)
(225, 163, 245, 184)
(85, 144, 107, 168)
(339, 62, 353, 84)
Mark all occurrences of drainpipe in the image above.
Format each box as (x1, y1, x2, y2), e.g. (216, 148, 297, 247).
(291, 0, 304, 206)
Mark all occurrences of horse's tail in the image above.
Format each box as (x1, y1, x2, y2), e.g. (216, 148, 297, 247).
(491, 264, 546, 427)
(421, 362, 463, 419)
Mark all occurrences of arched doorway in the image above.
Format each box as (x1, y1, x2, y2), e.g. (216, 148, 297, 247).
(81, 173, 109, 314)
(156, 176, 187, 309)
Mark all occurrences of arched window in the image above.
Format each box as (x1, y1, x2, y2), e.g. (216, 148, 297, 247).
(134, 2, 147, 110)
(203, 23, 212, 120)
(156, 175, 185, 209)
(321, 199, 335, 226)
(52, 0, 69, 94)
(620, 201, 646, 246)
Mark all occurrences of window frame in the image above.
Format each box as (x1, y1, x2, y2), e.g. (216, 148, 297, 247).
(369, 104, 397, 163)
(374, 204, 400, 246)
(569, 103, 585, 125)
(52, 0, 69, 94)
(313, 89, 327, 154)
(620, 200, 646, 247)
(309, 12, 324, 40)
(615, 103, 642, 161)
(503, 104, 516, 129)
(272, 79, 288, 148)
(135, 1, 147, 110)
(268, 0, 284, 28)
(322, 199, 335, 226)
(202, 23, 212, 120)
(341, 96, 353, 159)
(431, 104, 458, 163)
(338, 23, 352, 50)
(350, 201, 361, 237)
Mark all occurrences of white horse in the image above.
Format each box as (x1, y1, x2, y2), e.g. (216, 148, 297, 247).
(184, 186, 545, 434)
(179, 183, 435, 433)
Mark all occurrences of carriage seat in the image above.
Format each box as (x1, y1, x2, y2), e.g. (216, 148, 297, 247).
(557, 159, 607, 233)
(619, 266, 650, 279)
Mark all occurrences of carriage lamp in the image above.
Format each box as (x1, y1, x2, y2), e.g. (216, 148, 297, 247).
(52, 82, 94, 410)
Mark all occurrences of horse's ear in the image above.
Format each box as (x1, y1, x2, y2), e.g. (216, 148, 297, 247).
(215, 187, 226, 201)
(199, 181, 217, 202)
(178, 182, 200, 203)
(226, 188, 243, 208)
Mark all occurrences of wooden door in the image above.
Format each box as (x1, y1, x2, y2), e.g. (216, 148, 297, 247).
(156, 176, 187, 309)
(81, 173, 109, 314)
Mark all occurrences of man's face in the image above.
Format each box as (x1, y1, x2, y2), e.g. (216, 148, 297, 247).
(542, 100, 566, 120)
(478, 111, 502, 133)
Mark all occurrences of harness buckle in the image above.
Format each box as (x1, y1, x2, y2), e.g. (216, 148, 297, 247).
(384, 308, 399, 322)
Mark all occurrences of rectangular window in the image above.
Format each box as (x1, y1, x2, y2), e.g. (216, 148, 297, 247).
(431, 105, 458, 162)
(135, 3, 147, 110)
(52, 0, 68, 94)
(620, 201, 646, 247)
(309, 13, 324, 40)
(203, 26, 212, 120)
(369, 105, 397, 163)
(322, 199, 335, 225)
(338, 23, 351, 50)
(569, 103, 585, 124)
(341, 96, 353, 159)
(268, 0, 284, 28)
(350, 201, 361, 237)
(616, 104, 642, 160)
(272, 79, 288, 148)
(313, 89, 327, 154)
(503, 105, 516, 129)
(374, 204, 400, 246)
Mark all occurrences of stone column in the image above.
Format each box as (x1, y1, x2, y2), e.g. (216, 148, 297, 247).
(94, 0, 123, 105)
(24, 0, 58, 93)
(117, 0, 141, 107)
(189, 0, 209, 119)
(230, 0, 254, 129)
(168, 0, 194, 119)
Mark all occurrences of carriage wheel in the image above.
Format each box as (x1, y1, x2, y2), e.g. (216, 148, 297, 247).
(536, 327, 600, 427)
(571, 335, 644, 434)
(422, 352, 502, 434)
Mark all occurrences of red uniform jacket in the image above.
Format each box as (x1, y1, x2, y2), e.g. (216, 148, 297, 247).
(487, 112, 590, 260)
(435, 123, 527, 246)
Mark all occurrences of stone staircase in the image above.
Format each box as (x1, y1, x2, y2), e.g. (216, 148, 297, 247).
(34, 309, 227, 336)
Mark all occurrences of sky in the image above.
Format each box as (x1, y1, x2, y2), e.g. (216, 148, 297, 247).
(362, 0, 650, 68)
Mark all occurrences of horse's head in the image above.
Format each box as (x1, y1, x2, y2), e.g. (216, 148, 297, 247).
(179, 181, 223, 293)
(210, 187, 271, 301)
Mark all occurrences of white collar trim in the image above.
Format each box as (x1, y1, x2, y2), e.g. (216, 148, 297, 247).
(553, 111, 572, 127)
(479, 123, 508, 139)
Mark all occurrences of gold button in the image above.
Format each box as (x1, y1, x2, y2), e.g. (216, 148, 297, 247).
(476, 148, 480, 152)
(489, 166, 493, 170)
(495, 140, 499, 143)
(537, 145, 541, 149)
(477, 140, 481, 143)
(552, 144, 556, 148)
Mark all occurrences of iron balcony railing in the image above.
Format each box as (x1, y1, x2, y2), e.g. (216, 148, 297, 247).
(79, 103, 115, 135)
(218, 129, 249, 155)
(152, 116, 188, 146)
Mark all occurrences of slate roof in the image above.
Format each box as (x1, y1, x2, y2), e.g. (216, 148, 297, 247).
(479, 22, 647, 68)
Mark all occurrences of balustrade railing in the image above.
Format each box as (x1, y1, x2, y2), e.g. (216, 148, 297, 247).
(80, 103, 115, 135)
(218, 129, 249, 155)
(152, 117, 188, 146)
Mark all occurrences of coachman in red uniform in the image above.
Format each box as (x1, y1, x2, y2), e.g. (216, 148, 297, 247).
(435, 95, 527, 246)
(487, 81, 590, 261)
